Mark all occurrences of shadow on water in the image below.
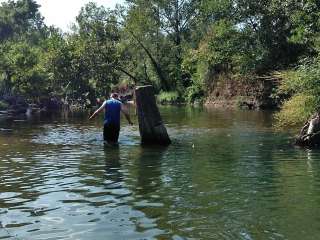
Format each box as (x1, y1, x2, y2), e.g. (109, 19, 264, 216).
(134, 146, 168, 195)
(103, 145, 122, 184)
(124, 145, 174, 238)
(102, 143, 169, 197)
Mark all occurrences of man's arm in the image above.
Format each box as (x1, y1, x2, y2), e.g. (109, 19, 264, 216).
(126, 100, 136, 116)
(89, 101, 106, 120)
(121, 103, 133, 125)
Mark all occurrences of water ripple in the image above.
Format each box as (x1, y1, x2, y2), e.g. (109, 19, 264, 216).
(1, 109, 320, 239)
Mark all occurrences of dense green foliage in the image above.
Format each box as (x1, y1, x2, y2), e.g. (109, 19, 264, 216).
(157, 91, 179, 104)
(275, 57, 320, 126)
(0, 0, 319, 122)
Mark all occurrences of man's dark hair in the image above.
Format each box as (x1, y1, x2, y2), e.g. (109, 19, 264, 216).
(110, 93, 119, 99)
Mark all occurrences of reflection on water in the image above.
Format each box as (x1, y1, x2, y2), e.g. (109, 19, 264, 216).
(0, 107, 320, 240)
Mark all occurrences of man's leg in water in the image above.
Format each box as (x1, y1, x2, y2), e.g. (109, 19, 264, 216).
(103, 123, 120, 144)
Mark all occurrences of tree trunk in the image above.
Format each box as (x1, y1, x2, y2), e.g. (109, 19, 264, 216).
(135, 85, 171, 145)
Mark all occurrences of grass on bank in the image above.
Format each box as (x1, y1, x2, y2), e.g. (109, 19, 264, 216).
(274, 94, 317, 127)
(274, 58, 320, 128)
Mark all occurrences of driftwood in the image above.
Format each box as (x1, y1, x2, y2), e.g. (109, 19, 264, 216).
(135, 85, 171, 145)
(295, 113, 320, 147)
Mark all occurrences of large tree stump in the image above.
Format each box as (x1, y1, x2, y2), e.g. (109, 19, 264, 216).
(135, 85, 171, 145)
(295, 112, 320, 147)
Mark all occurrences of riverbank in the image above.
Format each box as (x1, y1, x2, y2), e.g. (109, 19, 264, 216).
(156, 74, 283, 111)
(0, 93, 133, 119)
(0, 75, 283, 119)
(204, 74, 281, 110)
(0, 95, 65, 118)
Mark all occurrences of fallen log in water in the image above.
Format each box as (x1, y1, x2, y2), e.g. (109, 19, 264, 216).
(135, 85, 171, 145)
(295, 112, 320, 148)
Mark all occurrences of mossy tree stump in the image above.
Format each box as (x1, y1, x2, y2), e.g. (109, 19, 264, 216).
(135, 85, 171, 145)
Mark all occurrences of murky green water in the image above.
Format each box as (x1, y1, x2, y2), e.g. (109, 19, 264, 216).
(0, 106, 319, 240)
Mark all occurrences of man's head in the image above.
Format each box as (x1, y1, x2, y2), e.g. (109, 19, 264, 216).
(110, 93, 119, 99)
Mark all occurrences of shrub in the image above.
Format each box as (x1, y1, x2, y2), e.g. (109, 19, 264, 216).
(275, 94, 317, 127)
(157, 91, 180, 104)
(185, 84, 204, 104)
(275, 56, 320, 127)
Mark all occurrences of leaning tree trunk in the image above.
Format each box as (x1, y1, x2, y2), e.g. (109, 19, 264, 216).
(295, 113, 320, 147)
(135, 85, 171, 145)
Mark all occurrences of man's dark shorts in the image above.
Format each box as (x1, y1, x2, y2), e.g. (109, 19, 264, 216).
(103, 123, 120, 143)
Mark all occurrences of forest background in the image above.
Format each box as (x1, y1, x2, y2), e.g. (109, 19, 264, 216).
(0, 0, 320, 126)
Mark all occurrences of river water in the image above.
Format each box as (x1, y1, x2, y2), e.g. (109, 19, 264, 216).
(0, 106, 319, 240)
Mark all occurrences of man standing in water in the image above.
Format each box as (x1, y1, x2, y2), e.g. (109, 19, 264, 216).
(89, 93, 133, 144)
